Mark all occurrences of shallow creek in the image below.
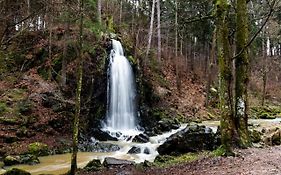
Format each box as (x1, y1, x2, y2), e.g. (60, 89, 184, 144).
(1, 119, 280, 175)
(1, 124, 187, 175)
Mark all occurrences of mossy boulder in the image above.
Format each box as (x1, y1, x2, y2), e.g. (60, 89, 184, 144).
(84, 159, 103, 172)
(3, 168, 31, 175)
(3, 156, 21, 166)
(28, 142, 48, 156)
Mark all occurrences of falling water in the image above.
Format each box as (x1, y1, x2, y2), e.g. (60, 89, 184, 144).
(103, 39, 138, 137)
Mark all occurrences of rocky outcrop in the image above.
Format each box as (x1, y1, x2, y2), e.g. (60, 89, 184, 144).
(157, 124, 218, 155)
(132, 133, 149, 143)
(3, 154, 39, 166)
(103, 157, 134, 167)
(84, 159, 103, 172)
(3, 168, 31, 175)
(262, 127, 281, 146)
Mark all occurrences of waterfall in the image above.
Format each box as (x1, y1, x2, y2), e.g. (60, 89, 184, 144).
(103, 39, 138, 137)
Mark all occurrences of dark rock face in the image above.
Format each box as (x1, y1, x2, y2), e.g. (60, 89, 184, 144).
(3, 154, 39, 166)
(103, 157, 134, 167)
(3, 168, 31, 175)
(127, 146, 141, 154)
(91, 129, 118, 141)
(132, 133, 149, 143)
(78, 142, 120, 152)
(157, 124, 219, 155)
(84, 159, 103, 172)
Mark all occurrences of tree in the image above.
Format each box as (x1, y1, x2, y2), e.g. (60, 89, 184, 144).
(70, 0, 84, 174)
(157, 0, 161, 62)
(145, 0, 156, 64)
(215, 0, 236, 155)
(235, 0, 251, 147)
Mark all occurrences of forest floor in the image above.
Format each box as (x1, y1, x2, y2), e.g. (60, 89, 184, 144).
(80, 146, 281, 175)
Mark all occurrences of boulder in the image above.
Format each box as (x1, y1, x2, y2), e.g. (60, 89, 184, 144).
(3, 156, 21, 166)
(28, 142, 48, 156)
(157, 124, 218, 155)
(103, 157, 134, 167)
(91, 129, 118, 141)
(78, 142, 120, 152)
(3, 168, 31, 175)
(127, 146, 141, 154)
(250, 129, 262, 143)
(3, 154, 39, 166)
(132, 133, 149, 143)
(84, 159, 103, 171)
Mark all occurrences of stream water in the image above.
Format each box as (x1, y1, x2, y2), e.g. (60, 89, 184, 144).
(1, 125, 187, 175)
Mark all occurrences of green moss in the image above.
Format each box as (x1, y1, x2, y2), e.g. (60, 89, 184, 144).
(0, 117, 18, 125)
(28, 142, 49, 156)
(211, 146, 227, 156)
(17, 100, 33, 115)
(154, 153, 199, 168)
(3, 168, 31, 175)
(0, 102, 8, 114)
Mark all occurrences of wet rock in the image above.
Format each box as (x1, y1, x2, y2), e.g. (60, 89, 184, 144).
(3, 168, 31, 175)
(157, 124, 218, 155)
(84, 159, 103, 171)
(28, 142, 49, 156)
(132, 133, 149, 143)
(144, 147, 150, 154)
(3, 156, 21, 166)
(103, 157, 134, 167)
(91, 129, 118, 141)
(20, 154, 40, 165)
(78, 142, 120, 152)
(3, 154, 39, 166)
(128, 146, 141, 154)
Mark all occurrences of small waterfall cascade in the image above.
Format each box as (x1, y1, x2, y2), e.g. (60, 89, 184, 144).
(103, 39, 139, 138)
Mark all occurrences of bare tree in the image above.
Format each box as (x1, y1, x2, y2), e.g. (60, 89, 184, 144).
(145, 0, 155, 64)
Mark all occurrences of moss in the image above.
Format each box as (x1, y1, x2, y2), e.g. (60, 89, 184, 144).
(0, 102, 8, 114)
(211, 146, 227, 156)
(28, 142, 49, 156)
(0, 117, 18, 125)
(154, 153, 199, 168)
(17, 100, 33, 115)
(3, 168, 31, 175)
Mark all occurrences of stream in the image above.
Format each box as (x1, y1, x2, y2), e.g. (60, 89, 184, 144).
(1, 124, 187, 175)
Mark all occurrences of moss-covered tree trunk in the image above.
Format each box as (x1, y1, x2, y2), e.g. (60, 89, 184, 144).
(215, 0, 236, 155)
(235, 0, 251, 147)
(70, 0, 84, 174)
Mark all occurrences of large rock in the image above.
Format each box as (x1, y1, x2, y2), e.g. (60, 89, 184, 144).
(132, 133, 149, 143)
(28, 142, 48, 156)
(84, 159, 103, 171)
(3, 156, 21, 166)
(3, 154, 39, 166)
(103, 157, 134, 167)
(91, 129, 118, 141)
(78, 142, 120, 152)
(157, 124, 218, 155)
(3, 168, 31, 175)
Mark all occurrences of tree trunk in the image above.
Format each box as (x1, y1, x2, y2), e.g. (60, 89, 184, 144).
(157, 0, 161, 62)
(175, 0, 180, 91)
(61, 3, 70, 88)
(145, 0, 155, 64)
(235, 0, 251, 147)
(215, 0, 235, 155)
(205, 28, 216, 107)
(261, 30, 267, 106)
(70, 0, 84, 174)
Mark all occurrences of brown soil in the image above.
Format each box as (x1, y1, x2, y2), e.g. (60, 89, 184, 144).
(80, 146, 281, 175)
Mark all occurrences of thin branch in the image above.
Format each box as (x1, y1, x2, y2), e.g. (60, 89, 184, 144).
(232, 0, 276, 60)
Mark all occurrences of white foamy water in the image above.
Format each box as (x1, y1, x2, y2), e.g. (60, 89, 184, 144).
(103, 39, 138, 137)
(6, 124, 187, 175)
